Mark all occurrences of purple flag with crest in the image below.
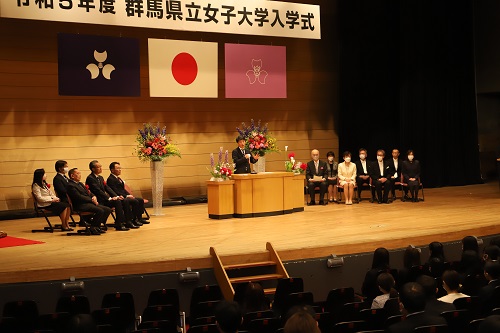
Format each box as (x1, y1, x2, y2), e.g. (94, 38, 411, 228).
(58, 33, 140, 96)
(225, 44, 287, 98)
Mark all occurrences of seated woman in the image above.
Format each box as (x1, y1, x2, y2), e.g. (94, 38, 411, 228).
(401, 149, 421, 202)
(337, 151, 356, 205)
(427, 241, 447, 277)
(438, 270, 469, 303)
(362, 247, 392, 303)
(398, 245, 422, 288)
(325, 151, 338, 202)
(32, 168, 72, 231)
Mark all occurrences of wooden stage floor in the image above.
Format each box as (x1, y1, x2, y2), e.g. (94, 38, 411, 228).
(0, 183, 499, 285)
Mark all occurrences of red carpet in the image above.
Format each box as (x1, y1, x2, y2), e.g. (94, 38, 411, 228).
(0, 236, 44, 248)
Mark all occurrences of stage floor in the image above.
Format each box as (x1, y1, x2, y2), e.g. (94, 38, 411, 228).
(0, 183, 499, 285)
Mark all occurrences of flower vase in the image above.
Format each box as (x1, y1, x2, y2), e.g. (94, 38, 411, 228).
(150, 160, 165, 216)
(254, 156, 266, 173)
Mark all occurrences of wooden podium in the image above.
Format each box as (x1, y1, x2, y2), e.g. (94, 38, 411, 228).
(206, 180, 235, 219)
(232, 172, 305, 218)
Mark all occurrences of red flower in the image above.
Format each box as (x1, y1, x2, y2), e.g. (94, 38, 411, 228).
(46, 183, 51, 188)
(85, 184, 90, 193)
(300, 163, 307, 170)
(288, 152, 295, 159)
(103, 181, 106, 186)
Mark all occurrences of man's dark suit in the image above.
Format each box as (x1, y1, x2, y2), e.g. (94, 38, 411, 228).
(370, 159, 394, 203)
(306, 160, 328, 204)
(424, 298, 455, 316)
(387, 311, 448, 333)
(478, 279, 500, 315)
(67, 180, 111, 228)
(388, 158, 402, 198)
(86, 173, 127, 225)
(355, 159, 373, 199)
(107, 174, 145, 223)
(232, 147, 257, 174)
(53, 173, 70, 202)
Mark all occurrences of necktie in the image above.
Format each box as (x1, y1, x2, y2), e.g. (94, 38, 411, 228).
(118, 177, 123, 184)
(315, 162, 319, 174)
(64, 175, 69, 182)
(241, 148, 245, 156)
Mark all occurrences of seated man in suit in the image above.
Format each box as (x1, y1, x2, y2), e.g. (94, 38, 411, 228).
(387, 282, 447, 333)
(306, 149, 328, 206)
(369, 149, 394, 204)
(67, 168, 112, 235)
(232, 135, 259, 174)
(355, 148, 373, 202)
(416, 275, 455, 316)
(479, 261, 500, 315)
(107, 161, 149, 226)
(388, 149, 402, 201)
(85, 160, 134, 231)
(53, 160, 70, 203)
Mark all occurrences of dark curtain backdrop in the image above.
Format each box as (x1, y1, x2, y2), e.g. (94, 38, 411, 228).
(338, 0, 482, 188)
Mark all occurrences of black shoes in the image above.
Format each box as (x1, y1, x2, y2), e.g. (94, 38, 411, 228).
(89, 227, 102, 235)
(115, 224, 130, 231)
(138, 218, 150, 224)
(319, 201, 327, 206)
(125, 221, 139, 229)
(307, 201, 316, 206)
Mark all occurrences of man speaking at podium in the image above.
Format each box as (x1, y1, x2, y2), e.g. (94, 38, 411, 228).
(232, 135, 260, 174)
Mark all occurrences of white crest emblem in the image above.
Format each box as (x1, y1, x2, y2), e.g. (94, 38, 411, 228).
(86, 50, 115, 80)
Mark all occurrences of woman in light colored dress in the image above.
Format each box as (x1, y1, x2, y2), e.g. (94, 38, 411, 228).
(337, 151, 357, 204)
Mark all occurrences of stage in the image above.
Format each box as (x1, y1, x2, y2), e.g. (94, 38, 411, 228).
(0, 183, 499, 285)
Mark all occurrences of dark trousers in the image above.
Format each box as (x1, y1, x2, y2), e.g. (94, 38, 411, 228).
(77, 203, 112, 227)
(406, 180, 420, 198)
(373, 179, 392, 203)
(356, 176, 371, 196)
(102, 200, 126, 224)
(308, 181, 327, 202)
(122, 197, 145, 221)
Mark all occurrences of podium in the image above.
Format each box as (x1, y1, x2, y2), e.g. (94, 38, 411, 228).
(232, 172, 305, 218)
(206, 180, 235, 219)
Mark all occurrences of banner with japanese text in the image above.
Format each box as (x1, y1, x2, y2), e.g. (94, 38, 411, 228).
(0, 0, 321, 39)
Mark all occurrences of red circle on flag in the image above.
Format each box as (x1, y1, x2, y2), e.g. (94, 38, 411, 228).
(171, 52, 198, 85)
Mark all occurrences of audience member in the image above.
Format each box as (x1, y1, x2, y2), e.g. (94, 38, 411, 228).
(371, 272, 398, 309)
(354, 148, 372, 202)
(401, 149, 421, 202)
(241, 282, 270, 314)
(337, 151, 356, 205)
(64, 314, 97, 333)
(398, 245, 422, 287)
(32, 168, 72, 231)
(215, 301, 242, 333)
(325, 151, 338, 202)
(232, 135, 259, 174)
(362, 247, 391, 302)
(427, 241, 447, 278)
(462, 235, 480, 254)
(369, 149, 393, 204)
(388, 148, 402, 201)
(478, 261, 500, 315)
(53, 160, 70, 202)
(86, 160, 134, 231)
(306, 149, 328, 206)
(67, 168, 111, 235)
(438, 270, 469, 303)
(416, 275, 455, 316)
(283, 311, 320, 333)
(458, 250, 483, 279)
(478, 315, 500, 333)
(107, 162, 149, 226)
(482, 245, 500, 262)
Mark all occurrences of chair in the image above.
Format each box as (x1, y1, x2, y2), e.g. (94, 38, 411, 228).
(2, 299, 39, 332)
(401, 176, 425, 202)
(335, 178, 360, 204)
(190, 300, 221, 322)
(337, 301, 366, 323)
(31, 192, 62, 233)
(383, 298, 401, 317)
(187, 324, 219, 333)
(324, 287, 355, 314)
(357, 331, 384, 333)
(66, 194, 95, 236)
(271, 277, 304, 315)
(55, 295, 91, 315)
(131, 329, 161, 333)
(101, 292, 137, 332)
(384, 315, 403, 328)
(283, 291, 314, 314)
(192, 316, 217, 326)
(246, 317, 280, 333)
(36, 312, 71, 332)
(92, 307, 122, 332)
(409, 264, 431, 282)
(453, 296, 481, 320)
(461, 274, 486, 297)
(147, 289, 180, 310)
(332, 320, 366, 333)
(138, 319, 177, 333)
(439, 309, 470, 333)
(142, 305, 178, 325)
(413, 324, 448, 333)
(125, 183, 150, 219)
(242, 310, 275, 329)
(468, 318, 484, 333)
(360, 308, 388, 330)
(314, 312, 334, 333)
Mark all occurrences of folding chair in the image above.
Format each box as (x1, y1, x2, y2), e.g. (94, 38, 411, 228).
(189, 285, 223, 323)
(125, 183, 150, 219)
(360, 308, 388, 331)
(439, 309, 470, 333)
(187, 324, 219, 333)
(55, 295, 90, 315)
(401, 176, 425, 202)
(332, 320, 366, 333)
(246, 317, 280, 333)
(147, 289, 180, 310)
(453, 296, 481, 320)
(31, 192, 62, 233)
(141, 305, 178, 324)
(272, 277, 304, 315)
(2, 299, 39, 332)
(66, 194, 95, 236)
(324, 287, 355, 314)
(413, 324, 448, 333)
(101, 292, 137, 332)
(335, 178, 360, 204)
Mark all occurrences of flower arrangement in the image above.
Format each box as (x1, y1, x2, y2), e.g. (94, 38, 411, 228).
(209, 147, 233, 181)
(236, 119, 279, 156)
(135, 123, 181, 162)
(284, 149, 307, 174)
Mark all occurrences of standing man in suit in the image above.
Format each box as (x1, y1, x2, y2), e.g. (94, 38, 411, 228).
(53, 160, 70, 202)
(388, 149, 402, 201)
(67, 168, 112, 235)
(306, 149, 328, 206)
(355, 148, 373, 202)
(107, 161, 149, 226)
(232, 135, 259, 174)
(370, 149, 394, 204)
(86, 160, 134, 231)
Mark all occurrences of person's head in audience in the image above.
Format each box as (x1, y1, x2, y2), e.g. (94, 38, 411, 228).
(391, 149, 400, 160)
(242, 282, 269, 313)
(416, 275, 439, 300)
(109, 162, 122, 177)
(460, 250, 482, 275)
(359, 148, 367, 161)
(377, 272, 397, 297)
(399, 282, 426, 314)
(326, 151, 335, 163)
(478, 315, 500, 333)
(65, 314, 97, 333)
(371, 247, 390, 269)
(68, 168, 81, 182)
(236, 135, 246, 149)
(462, 236, 479, 253)
(376, 149, 385, 162)
(55, 160, 69, 174)
(32, 168, 47, 187)
(484, 261, 500, 282)
(89, 160, 103, 175)
(482, 245, 500, 262)
(343, 151, 352, 163)
(403, 245, 421, 269)
(428, 241, 446, 262)
(442, 270, 461, 294)
(407, 149, 415, 161)
(284, 305, 319, 333)
(489, 236, 500, 248)
(284, 304, 316, 324)
(310, 149, 320, 162)
(215, 301, 242, 333)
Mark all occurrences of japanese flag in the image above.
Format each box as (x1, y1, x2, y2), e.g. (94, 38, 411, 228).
(148, 39, 218, 98)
